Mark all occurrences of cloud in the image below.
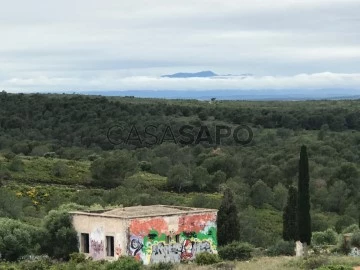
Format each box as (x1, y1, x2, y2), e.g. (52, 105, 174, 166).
(2, 72, 360, 93)
(0, 0, 360, 92)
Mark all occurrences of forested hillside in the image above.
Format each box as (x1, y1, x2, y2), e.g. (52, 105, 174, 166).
(1, 92, 360, 249)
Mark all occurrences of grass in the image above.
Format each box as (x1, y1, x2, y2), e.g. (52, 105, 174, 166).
(2, 155, 91, 185)
(173, 256, 360, 270)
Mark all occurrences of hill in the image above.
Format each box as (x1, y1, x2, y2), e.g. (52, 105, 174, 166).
(0, 93, 360, 248)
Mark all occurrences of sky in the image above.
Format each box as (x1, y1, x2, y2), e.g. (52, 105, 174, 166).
(1, 0, 360, 93)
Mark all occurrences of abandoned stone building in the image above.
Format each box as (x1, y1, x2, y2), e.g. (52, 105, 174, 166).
(70, 205, 218, 265)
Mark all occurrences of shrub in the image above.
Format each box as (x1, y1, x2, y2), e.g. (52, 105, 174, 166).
(139, 161, 152, 172)
(195, 252, 221, 265)
(218, 242, 253, 261)
(18, 258, 52, 270)
(70, 252, 87, 263)
(4, 151, 16, 160)
(106, 256, 142, 270)
(9, 158, 24, 172)
(316, 266, 353, 270)
(0, 167, 11, 180)
(88, 154, 100, 161)
(149, 262, 174, 270)
(52, 161, 69, 177)
(43, 152, 56, 158)
(302, 256, 329, 270)
(350, 232, 360, 247)
(266, 240, 295, 256)
(312, 229, 338, 246)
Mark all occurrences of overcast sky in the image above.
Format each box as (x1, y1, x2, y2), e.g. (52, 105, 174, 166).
(1, 0, 360, 92)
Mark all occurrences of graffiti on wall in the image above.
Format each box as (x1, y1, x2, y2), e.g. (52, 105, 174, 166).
(128, 213, 217, 265)
(90, 227, 105, 259)
(129, 236, 144, 259)
(350, 247, 360, 256)
(91, 240, 104, 254)
(115, 246, 122, 256)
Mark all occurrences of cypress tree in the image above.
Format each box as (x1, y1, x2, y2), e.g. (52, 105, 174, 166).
(297, 145, 312, 245)
(283, 186, 298, 241)
(217, 188, 240, 246)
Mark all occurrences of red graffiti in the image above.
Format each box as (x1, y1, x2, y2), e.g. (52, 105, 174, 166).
(178, 213, 216, 233)
(130, 218, 168, 236)
(115, 246, 122, 256)
(180, 239, 194, 260)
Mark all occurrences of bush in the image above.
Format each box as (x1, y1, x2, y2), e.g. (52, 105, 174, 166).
(266, 240, 295, 256)
(4, 151, 16, 160)
(149, 262, 174, 270)
(316, 266, 353, 270)
(43, 152, 56, 158)
(9, 158, 24, 172)
(52, 161, 69, 177)
(302, 256, 329, 270)
(195, 252, 221, 265)
(70, 252, 87, 263)
(18, 258, 52, 270)
(312, 229, 338, 246)
(139, 161, 152, 172)
(218, 242, 253, 261)
(0, 167, 11, 180)
(106, 256, 142, 270)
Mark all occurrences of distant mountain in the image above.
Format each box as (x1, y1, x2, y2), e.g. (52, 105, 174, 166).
(161, 71, 218, 78)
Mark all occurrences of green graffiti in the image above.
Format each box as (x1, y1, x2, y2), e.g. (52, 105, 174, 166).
(141, 226, 217, 255)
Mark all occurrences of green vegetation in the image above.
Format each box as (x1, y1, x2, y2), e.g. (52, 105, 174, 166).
(297, 145, 312, 245)
(194, 253, 221, 265)
(283, 186, 298, 241)
(267, 240, 295, 256)
(217, 242, 253, 261)
(217, 188, 240, 246)
(1, 94, 360, 267)
(312, 229, 338, 246)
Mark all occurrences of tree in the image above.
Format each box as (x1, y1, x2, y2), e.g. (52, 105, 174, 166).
(326, 180, 350, 214)
(283, 186, 298, 241)
(167, 164, 192, 192)
(41, 210, 78, 260)
(0, 218, 39, 261)
(217, 188, 240, 246)
(52, 161, 69, 177)
(297, 145, 312, 246)
(273, 183, 288, 210)
(211, 170, 227, 191)
(251, 180, 273, 208)
(9, 157, 24, 172)
(90, 152, 137, 188)
(192, 166, 213, 191)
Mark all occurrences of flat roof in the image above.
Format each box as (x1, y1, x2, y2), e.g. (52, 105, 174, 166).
(70, 205, 217, 219)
